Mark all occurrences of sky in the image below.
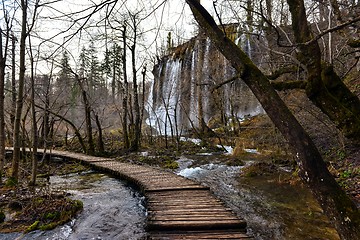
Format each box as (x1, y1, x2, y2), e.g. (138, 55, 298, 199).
(27, 0, 218, 75)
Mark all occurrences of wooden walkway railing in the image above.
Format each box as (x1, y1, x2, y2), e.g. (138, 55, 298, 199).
(6, 148, 253, 239)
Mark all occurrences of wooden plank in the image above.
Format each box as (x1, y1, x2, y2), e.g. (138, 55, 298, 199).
(147, 219, 247, 231)
(147, 200, 222, 205)
(145, 185, 210, 192)
(149, 216, 240, 221)
(148, 204, 229, 210)
(147, 190, 213, 197)
(148, 203, 224, 208)
(149, 213, 236, 218)
(149, 230, 252, 239)
(147, 208, 234, 214)
(149, 232, 252, 239)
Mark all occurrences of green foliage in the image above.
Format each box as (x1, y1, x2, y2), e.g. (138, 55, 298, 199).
(340, 170, 352, 179)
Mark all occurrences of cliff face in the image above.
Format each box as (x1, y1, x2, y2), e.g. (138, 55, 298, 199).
(147, 32, 263, 135)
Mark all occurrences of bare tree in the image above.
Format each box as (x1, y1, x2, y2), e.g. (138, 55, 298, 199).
(11, 0, 29, 182)
(121, 24, 130, 149)
(0, 13, 12, 182)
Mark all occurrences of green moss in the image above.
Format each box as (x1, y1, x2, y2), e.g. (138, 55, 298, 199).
(39, 222, 58, 231)
(5, 177, 18, 187)
(164, 160, 179, 170)
(72, 200, 83, 210)
(25, 221, 39, 233)
(43, 211, 60, 221)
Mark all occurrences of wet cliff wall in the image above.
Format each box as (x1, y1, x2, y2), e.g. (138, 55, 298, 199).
(147, 31, 264, 135)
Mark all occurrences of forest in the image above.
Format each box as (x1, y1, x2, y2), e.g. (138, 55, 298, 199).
(0, 0, 360, 239)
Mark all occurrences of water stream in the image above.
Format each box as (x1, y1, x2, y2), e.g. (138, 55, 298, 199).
(0, 171, 147, 240)
(176, 156, 340, 240)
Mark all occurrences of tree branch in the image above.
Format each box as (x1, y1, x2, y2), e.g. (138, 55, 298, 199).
(271, 80, 307, 90)
(303, 15, 360, 46)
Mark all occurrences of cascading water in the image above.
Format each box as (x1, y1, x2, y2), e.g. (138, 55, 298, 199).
(149, 30, 264, 135)
(189, 50, 198, 124)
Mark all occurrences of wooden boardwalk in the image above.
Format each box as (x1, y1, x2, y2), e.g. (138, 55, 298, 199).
(7, 148, 253, 239)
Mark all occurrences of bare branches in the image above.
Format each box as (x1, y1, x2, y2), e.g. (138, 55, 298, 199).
(211, 74, 240, 92)
(303, 15, 360, 46)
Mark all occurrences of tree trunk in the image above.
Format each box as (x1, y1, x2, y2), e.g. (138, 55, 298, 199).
(122, 26, 130, 149)
(10, 35, 16, 132)
(29, 39, 38, 186)
(185, 1, 360, 239)
(130, 42, 141, 151)
(75, 74, 94, 155)
(287, 0, 360, 144)
(95, 114, 104, 154)
(42, 75, 51, 149)
(12, 0, 28, 182)
(140, 66, 146, 137)
(0, 29, 6, 183)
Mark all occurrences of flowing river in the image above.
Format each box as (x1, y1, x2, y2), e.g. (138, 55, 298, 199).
(0, 171, 147, 240)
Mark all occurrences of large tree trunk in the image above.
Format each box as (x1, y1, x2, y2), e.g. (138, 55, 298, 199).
(12, 0, 28, 182)
(10, 35, 16, 133)
(130, 42, 141, 151)
(29, 39, 38, 186)
(121, 26, 130, 149)
(0, 29, 6, 183)
(287, 0, 360, 144)
(185, 1, 360, 239)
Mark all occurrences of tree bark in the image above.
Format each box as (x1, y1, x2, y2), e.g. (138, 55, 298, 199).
(287, 0, 360, 144)
(121, 26, 130, 149)
(10, 34, 16, 132)
(75, 74, 94, 155)
(185, 1, 360, 239)
(0, 28, 7, 183)
(29, 38, 38, 186)
(95, 114, 104, 154)
(12, 0, 28, 182)
(130, 42, 141, 151)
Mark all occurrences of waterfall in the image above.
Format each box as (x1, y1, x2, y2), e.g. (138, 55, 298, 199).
(148, 31, 264, 135)
(189, 50, 198, 125)
(147, 58, 182, 135)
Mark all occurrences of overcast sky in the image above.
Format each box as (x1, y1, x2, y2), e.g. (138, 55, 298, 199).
(27, 0, 218, 73)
